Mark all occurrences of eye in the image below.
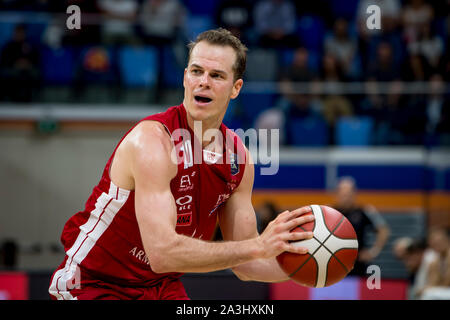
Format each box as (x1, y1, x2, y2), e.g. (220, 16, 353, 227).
(191, 69, 201, 75)
(211, 73, 223, 79)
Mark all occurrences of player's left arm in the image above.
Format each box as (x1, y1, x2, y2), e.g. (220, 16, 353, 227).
(219, 149, 298, 282)
(360, 205, 391, 262)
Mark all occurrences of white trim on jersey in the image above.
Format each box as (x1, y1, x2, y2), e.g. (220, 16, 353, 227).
(49, 182, 130, 300)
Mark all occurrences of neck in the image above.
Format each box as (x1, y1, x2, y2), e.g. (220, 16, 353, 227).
(184, 106, 224, 149)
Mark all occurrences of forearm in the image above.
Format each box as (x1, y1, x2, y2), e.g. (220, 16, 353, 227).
(147, 233, 262, 274)
(371, 227, 390, 256)
(232, 257, 289, 283)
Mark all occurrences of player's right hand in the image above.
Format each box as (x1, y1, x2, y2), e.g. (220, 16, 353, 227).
(256, 206, 315, 259)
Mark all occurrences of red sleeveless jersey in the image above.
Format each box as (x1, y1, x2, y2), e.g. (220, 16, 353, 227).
(49, 104, 246, 299)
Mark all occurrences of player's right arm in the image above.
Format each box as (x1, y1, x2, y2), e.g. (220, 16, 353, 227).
(115, 121, 309, 274)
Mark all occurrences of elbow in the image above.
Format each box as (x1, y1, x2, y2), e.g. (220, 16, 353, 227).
(149, 255, 170, 274)
(146, 241, 178, 274)
(232, 267, 252, 282)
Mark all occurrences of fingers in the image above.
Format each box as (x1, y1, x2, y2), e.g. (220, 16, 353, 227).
(285, 244, 309, 255)
(285, 232, 313, 255)
(277, 206, 312, 223)
(287, 231, 314, 242)
(285, 214, 314, 231)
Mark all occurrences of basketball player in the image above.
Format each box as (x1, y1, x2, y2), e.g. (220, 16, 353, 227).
(49, 28, 314, 300)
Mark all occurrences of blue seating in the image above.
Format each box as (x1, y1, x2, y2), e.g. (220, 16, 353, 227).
(183, 0, 217, 16)
(245, 49, 278, 81)
(26, 21, 48, 45)
(328, 0, 359, 20)
(239, 92, 277, 123)
(289, 117, 329, 146)
(161, 45, 185, 88)
(118, 46, 158, 87)
(279, 48, 320, 73)
(0, 22, 16, 50)
(41, 46, 75, 85)
(184, 15, 214, 41)
(336, 117, 374, 146)
(296, 15, 325, 52)
(78, 46, 117, 84)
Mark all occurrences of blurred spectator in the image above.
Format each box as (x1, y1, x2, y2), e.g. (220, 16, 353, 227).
(333, 176, 390, 277)
(324, 18, 357, 78)
(138, 0, 186, 46)
(357, 0, 401, 58)
(278, 47, 322, 144)
(358, 0, 401, 35)
(392, 236, 438, 299)
(0, 24, 41, 102)
(293, 1, 334, 28)
(382, 81, 426, 145)
(425, 74, 446, 139)
(408, 23, 444, 71)
(214, 0, 253, 42)
(392, 236, 413, 261)
(279, 47, 318, 84)
(253, 0, 300, 48)
(422, 227, 450, 299)
(318, 54, 353, 143)
(97, 0, 139, 46)
(254, 107, 286, 145)
(366, 41, 401, 81)
(401, 53, 433, 81)
(403, 238, 438, 299)
(402, 0, 434, 45)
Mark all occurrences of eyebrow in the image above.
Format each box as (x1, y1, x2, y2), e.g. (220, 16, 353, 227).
(190, 64, 227, 76)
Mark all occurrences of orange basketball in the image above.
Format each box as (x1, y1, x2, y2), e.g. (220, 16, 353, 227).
(276, 205, 358, 288)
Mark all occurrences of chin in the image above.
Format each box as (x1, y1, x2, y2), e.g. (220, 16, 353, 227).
(186, 103, 214, 121)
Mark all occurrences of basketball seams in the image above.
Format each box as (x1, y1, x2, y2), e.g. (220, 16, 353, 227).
(328, 247, 358, 274)
(288, 206, 332, 285)
(283, 205, 358, 288)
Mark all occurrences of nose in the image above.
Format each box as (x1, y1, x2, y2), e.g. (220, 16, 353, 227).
(198, 72, 210, 88)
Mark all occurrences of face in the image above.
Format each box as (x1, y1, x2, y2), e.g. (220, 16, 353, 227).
(183, 41, 243, 127)
(428, 230, 449, 254)
(336, 180, 356, 207)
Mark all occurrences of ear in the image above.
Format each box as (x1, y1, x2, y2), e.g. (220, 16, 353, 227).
(230, 79, 243, 100)
(183, 68, 187, 88)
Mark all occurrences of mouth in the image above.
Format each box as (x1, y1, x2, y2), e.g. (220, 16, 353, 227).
(194, 94, 213, 105)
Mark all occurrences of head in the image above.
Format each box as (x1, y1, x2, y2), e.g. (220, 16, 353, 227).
(427, 226, 450, 255)
(183, 28, 247, 126)
(335, 176, 357, 208)
(404, 239, 427, 273)
(334, 18, 349, 38)
(292, 47, 309, 68)
(12, 24, 27, 43)
(429, 73, 444, 96)
(377, 42, 393, 65)
(392, 237, 413, 260)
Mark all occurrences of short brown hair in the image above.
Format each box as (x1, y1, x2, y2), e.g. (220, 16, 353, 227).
(187, 28, 248, 81)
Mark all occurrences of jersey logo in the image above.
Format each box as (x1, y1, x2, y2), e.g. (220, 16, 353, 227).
(229, 152, 239, 175)
(209, 193, 230, 216)
(180, 139, 193, 169)
(176, 212, 192, 226)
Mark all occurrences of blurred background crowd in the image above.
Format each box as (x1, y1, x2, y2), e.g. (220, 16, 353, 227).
(0, 0, 449, 300)
(0, 0, 449, 147)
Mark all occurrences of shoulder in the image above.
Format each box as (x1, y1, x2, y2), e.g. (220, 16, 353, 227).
(125, 120, 177, 180)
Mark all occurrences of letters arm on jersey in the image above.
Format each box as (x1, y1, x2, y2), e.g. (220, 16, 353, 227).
(130, 122, 311, 274)
(218, 149, 315, 282)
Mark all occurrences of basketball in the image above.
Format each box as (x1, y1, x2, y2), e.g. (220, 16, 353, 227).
(276, 205, 358, 288)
